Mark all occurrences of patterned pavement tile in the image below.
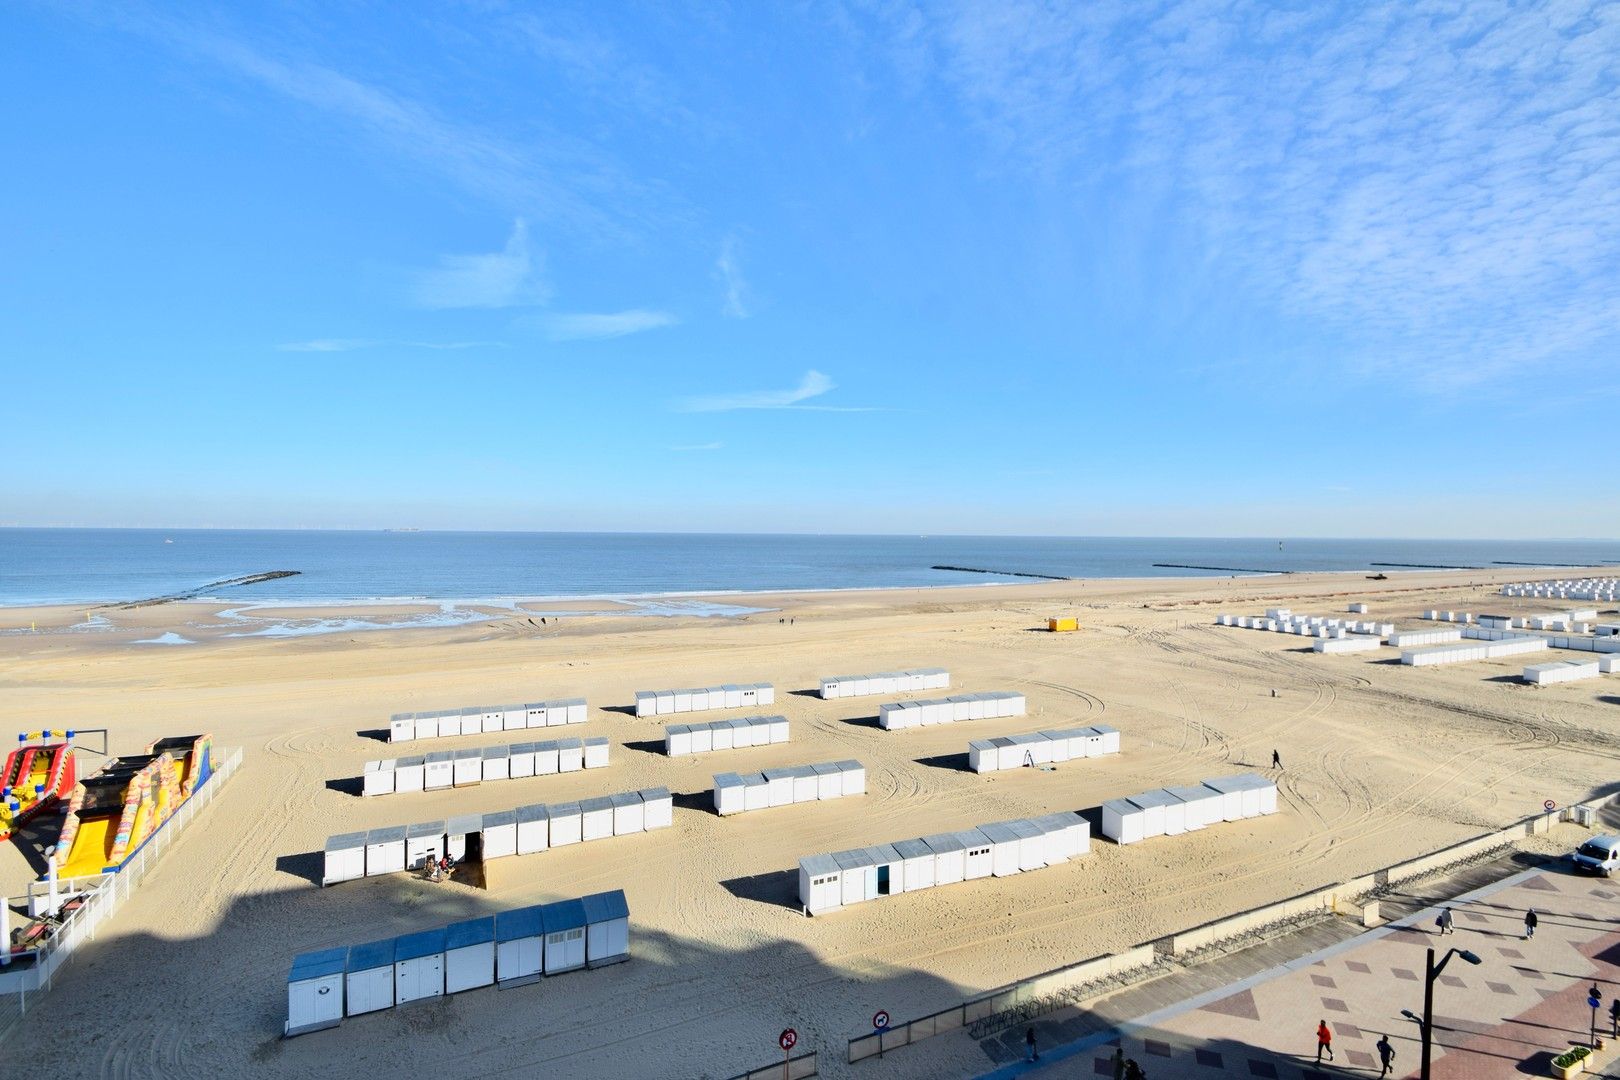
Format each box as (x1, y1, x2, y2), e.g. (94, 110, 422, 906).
(1345, 1049, 1375, 1068)
(1321, 997, 1349, 1013)
(1246, 1060, 1277, 1078)
(1439, 974, 1467, 988)
(1486, 980, 1516, 995)
(1310, 974, 1336, 988)
(1195, 1048, 1224, 1068)
(1392, 968, 1419, 981)
(1336, 1022, 1363, 1039)
(1144, 1039, 1172, 1058)
(1345, 960, 1372, 974)
(1497, 947, 1524, 959)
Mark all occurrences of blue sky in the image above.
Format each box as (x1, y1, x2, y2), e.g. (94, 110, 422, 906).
(6, 2, 1618, 537)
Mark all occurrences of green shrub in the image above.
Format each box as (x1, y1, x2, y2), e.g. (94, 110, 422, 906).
(1553, 1045, 1592, 1069)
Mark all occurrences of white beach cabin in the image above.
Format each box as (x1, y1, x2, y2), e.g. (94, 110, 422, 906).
(285, 948, 347, 1037)
(443, 916, 495, 994)
(582, 889, 631, 968)
(345, 939, 394, 1016)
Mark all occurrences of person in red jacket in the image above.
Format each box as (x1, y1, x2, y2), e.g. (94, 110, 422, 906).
(1316, 1020, 1334, 1062)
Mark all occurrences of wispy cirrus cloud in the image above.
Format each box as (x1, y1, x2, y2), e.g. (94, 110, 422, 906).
(543, 309, 678, 341)
(716, 236, 749, 318)
(675, 370, 878, 413)
(413, 220, 549, 310)
(85, 8, 644, 237)
(277, 339, 505, 353)
(882, 1, 1620, 388)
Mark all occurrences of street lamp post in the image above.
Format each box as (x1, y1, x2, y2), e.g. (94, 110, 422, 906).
(1401, 946, 1482, 1080)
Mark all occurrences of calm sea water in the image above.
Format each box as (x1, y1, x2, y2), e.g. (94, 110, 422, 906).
(1, 529, 1616, 607)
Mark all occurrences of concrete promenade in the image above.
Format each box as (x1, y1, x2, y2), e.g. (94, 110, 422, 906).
(975, 853, 1620, 1079)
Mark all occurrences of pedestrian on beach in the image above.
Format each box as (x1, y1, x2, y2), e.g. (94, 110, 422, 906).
(1376, 1034, 1396, 1077)
(1025, 1027, 1038, 1062)
(1316, 1020, 1334, 1063)
(1272, 748, 1283, 769)
(1124, 1060, 1146, 1080)
(1436, 906, 1454, 935)
(1610, 997, 1620, 1038)
(1525, 909, 1538, 939)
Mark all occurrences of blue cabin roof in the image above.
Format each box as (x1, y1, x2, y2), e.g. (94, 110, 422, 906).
(580, 889, 629, 924)
(496, 904, 545, 941)
(539, 897, 587, 932)
(445, 916, 495, 950)
(394, 928, 447, 962)
(347, 938, 395, 971)
(289, 947, 347, 981)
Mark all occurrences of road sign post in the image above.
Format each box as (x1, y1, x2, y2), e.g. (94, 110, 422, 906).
(778, 1028, 797, 1080)
(873, 1010, 890, 1059)
(1591, 991, 1602, 1049)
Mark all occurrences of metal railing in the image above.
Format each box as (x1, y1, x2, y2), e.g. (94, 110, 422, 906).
(727, 1050, 817, 1079)
(0, 747, 242, 1042)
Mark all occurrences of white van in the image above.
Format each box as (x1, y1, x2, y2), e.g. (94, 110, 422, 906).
(1572, 835, 1620, 876)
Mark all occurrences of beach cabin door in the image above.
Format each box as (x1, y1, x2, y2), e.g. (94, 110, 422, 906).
(395, 954, 443, 1005)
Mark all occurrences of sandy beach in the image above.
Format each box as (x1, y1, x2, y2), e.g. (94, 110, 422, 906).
(2, 566, 1617, 1078)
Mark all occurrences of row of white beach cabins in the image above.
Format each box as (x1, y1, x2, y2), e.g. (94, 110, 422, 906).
(1425, 609, 1601, 632)
(1103, 774, 1277, 844)
(819, 669, 950, 698)
(322, 787, 673, 885)
(969, 726, 1120, 773)
(666, 715, 789, 755)
(878, 692, 1026, 730)
(797, 774, 1277, 914)
(1502, 579, 1619, 602)
(389, 699, 588, 743)
(1216, 612, 1394, 638)
(286, 890, 629, 1037)
(635, 684, 776, 717)
(362, 737, 610, 796)
(715, 760, 864, 815)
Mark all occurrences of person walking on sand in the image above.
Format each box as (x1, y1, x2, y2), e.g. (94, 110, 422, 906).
(1025, 1027, 1038, 1062)
(1437, 906, 1454, 935)
(1272, 748, 1283, 769)
(1316, 1020, 1334, 1063)
(1525, 908, 1538, 939)
(1376, 1034, 1396, 1077)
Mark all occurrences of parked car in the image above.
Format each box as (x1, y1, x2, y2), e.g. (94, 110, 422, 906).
(1572, 835, 1620, 876)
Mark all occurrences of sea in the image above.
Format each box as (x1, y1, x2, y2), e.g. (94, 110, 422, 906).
(3, 529, 1617, 609)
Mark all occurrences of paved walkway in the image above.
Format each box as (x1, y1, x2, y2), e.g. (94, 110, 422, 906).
(977, 858, 1620, 1079)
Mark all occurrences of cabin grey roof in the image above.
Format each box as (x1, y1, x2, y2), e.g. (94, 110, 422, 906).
(714, 772, 744, 789)
(446, 813, 483, 836)
(610, 791, 642, 809)
(325, 831, 368, 851)
(578, 796, 614, 815)
(865, 843, 903, 864)
(496, 904, 544, 940)
(892, 838, 933, 861)
(348, 938, 395, 970)
(482, 746, 508, 760)
(289, 947, 347, 982)
(1165, 785, 1215, 804)
(580, 889, 630, 923)
(406, 820, 445, 840)
(834, 760, 862, 772)
(557, 737, 584, 750)
(811, 762, 841, 776)
(978, 822, 1020, 844)
(366, 825, 407, 844)
(516, 803, 549, 824)
(762, 767, 794, 783)
(741, 772, 767, 787)
(540, 898, 588, 932)
(1005, 819, 1043, 842)
(1201, 775, 1245, 794)
(832, 849, 872, 870)
(584, 736, 608, 748)
(425, 750, 453, 764)
(1101, 797, 1139, 817)
(454, 747, 480, 761)
(445, 916, 495, 950)
(510, 741, 536, 755)
(1127, 790, 1179, 812)
(536, 740, 560, 753)
(800, 852, 840, 877)
(394, 928, 447, 961)
(481, 809, 516, 829)
(922, 832, 967, 855)
(397, 755, 425, 768)
(954, 828, 992, 850)
(667, 723, 691, 736)
(638, 786, 670, 802)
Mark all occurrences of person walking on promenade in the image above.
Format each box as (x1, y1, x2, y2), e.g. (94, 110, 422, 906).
(1025, 1027, 1038, 1062)
(1525, 908, 1538, 939)
(1316, 1020, 1335, 1062)
(1437, 906, 1454, 935)
(1112, 1045, 1126, 1080)
(1376, 1034, 1396, 1077)
(1272, 748, 1283, 769)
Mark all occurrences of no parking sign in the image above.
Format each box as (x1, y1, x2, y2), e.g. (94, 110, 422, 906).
(779, 1028, 797, 1052)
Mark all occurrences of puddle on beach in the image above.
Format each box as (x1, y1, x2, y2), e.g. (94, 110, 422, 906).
(134, 632, 195, 646)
